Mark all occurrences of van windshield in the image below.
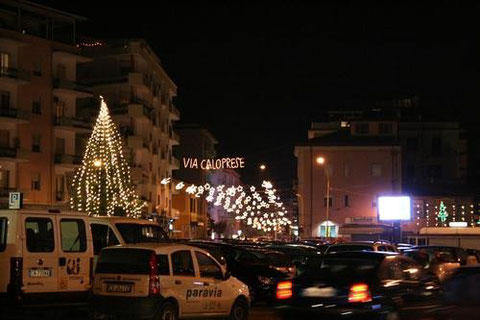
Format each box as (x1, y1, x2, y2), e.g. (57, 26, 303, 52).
(116, 223, 168, 243)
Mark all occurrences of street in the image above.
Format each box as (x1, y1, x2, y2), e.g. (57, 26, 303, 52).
(5, 305, 281, 320)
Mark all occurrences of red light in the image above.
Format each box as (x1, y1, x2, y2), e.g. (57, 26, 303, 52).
(348, 283, 372, 303)
(276, 281, 293, 300)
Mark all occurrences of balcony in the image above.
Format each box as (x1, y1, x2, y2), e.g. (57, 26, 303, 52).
(0, 67, 30, 85)
(53, 78, 93, 98)
(111, 99, 153, 121)
(127, 135, 150, 151)
(0, 108, 30, 124)
(55, 154, 83, 168)
(169, 104, 180, 121)
(54, 116, 92, 133)
(169, 130, 180, 145)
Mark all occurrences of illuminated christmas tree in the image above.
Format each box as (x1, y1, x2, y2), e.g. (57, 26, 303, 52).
(70, 97, 145, 217)
(437, 201, 449, 224)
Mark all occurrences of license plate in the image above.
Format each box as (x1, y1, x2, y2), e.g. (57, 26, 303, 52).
(29, 269, 52, 278)
(106, 283, 133, 293)
(302, 286, 336, 297)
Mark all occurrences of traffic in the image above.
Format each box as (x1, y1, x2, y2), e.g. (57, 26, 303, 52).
(2, 209, 480, 319)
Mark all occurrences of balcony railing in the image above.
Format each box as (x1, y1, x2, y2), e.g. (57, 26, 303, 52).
(0, 67, 30, 81)
(55, 154, 83, 165)
(0, 146, 16, 158)
(54, 116, 91, 130)
(53, 78, 92, 94)
(0, 108, 30, 120)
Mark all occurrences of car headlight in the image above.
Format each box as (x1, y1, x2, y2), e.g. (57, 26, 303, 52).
(257, 276, 275, 286)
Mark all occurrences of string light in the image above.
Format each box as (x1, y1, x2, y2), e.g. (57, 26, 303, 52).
(70, 97, 145, 217)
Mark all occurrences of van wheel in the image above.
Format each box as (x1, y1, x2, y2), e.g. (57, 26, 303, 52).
(229, 298, 249, 320)
(157, 302, 178, 320)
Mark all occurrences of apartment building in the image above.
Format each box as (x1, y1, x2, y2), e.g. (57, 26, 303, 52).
(0, 0, 92, 208)
(79, 39, 180, 216)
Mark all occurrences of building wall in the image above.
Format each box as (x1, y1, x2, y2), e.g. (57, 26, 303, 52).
(296, 145, 401, 237)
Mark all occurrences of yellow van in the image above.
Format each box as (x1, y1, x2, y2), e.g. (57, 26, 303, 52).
(90, 243, 250, 320)
(0, 209, 93, 306)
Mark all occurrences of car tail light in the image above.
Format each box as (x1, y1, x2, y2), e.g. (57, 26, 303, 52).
(276, 281, 293, 300)
(348, 283, 372, 303)
(148, 252, 160, 296)
(8, 257, 23, 302)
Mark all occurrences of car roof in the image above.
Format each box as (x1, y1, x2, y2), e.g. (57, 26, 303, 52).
(88, 216, 161, 225)
(412, 245, 461, 250)
(321, 251, 398, 259)
(103, 242, 201, 253)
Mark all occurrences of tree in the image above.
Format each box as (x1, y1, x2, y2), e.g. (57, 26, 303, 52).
(437, 201, 449, 224)
(70, 97, 145, 217)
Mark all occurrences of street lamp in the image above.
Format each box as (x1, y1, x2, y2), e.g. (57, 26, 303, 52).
(315, 156, 331, 239)
(259, 164, 266, 171)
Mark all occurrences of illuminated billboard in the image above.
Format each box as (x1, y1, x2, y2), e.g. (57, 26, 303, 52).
(377, 196, 411, 221)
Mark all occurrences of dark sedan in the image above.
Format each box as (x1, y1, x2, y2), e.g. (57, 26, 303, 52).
(275, 251, 441, 319)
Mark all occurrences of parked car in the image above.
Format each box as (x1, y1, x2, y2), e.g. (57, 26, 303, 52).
(411, 245, 469, 266)
(90, 243, 250, 320)
(403, 248, 460, 282)
(325, 241, 399, 254)
(265, 244, 323, 268)
(275, 251, 441, 319)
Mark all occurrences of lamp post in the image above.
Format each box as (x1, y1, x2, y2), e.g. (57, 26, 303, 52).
(316, 156, 331, 239)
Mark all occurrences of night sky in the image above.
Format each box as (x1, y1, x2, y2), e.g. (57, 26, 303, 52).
(35, 0, 480, 189)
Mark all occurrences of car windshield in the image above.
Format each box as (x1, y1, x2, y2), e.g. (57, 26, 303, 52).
(116, 223, 168, 243)
(328, 245, 374, 253)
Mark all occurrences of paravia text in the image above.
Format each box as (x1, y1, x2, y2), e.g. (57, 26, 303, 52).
(186, 287, 223, 300)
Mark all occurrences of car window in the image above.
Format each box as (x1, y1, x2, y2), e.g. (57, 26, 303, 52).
(328, 245, 374, 253)
(172, 250, 195, 276)
(455, 248, 468, 265)
(116, 223, 168, 243)
(195, 251, 223, 279)
(379, 258, 404, 280)
(96, 248, 153, 274)
(378, 246, 387, 251)
(0, 217, 7, 252)
(25, 217, 54, 252)
(60, 219, 87, 252)
(157, 254, 170, 276)
(91, 223, 120, 255)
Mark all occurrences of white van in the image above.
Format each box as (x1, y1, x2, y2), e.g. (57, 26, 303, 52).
(0, 209, 93, 306)
(90, 243, 250, 320)
(88, 216, 170, 256)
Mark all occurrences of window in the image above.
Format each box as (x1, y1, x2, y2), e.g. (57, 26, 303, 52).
(431, 137, 442, 157)
(0, 90, 10, 109)
(0, 217, 7, 252)
(406, 137, 418, 151)
(60, 219, 86, 252)
(344, 195, 350, 207)
(57, 64, 67, 80)
(427, 165, 442, 179)
(115, 223, 168, 243)
(379, 123, 393, 135)
(195, 251, 223, 279)
(32, 100, 41, 114)
(56, 138, 65, 155)
(171, 250, 195, 276)
(25, 217, 54, 252)
(96, 248, 154, 274)
(0, 129, 8, 148)
(354, 123, 369, 134)
(31, 173, 41, 190)
(0, 52, 9, 71)
(372, 164, 382, 177)
(157, 254, 170, 276)
(91, 223, 120, 255)
(406, 164, 415, 179)
(32, 134, 41, 152)
(56, 175, 65, 201)
(190, 198, 196, 213)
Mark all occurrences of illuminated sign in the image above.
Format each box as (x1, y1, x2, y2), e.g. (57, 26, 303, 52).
(183, 157, 245, 170)
(378, 196, 411, 221)
(449, 221, 468, 227)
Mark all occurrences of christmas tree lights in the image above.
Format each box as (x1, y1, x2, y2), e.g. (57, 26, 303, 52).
(70, 97, 145, 217)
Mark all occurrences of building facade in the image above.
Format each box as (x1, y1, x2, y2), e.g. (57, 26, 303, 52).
(0, 1, 92, 209)
(172, 125, 218, 239)
(79, 39, 180, 217)
(295, 121, 402, 239)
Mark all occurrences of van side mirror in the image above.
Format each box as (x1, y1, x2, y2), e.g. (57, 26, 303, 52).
(223, 270, 231, 281)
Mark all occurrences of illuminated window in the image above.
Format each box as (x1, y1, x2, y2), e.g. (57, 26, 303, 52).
(31, 173, 41, 190)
